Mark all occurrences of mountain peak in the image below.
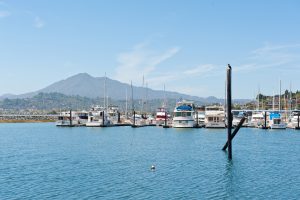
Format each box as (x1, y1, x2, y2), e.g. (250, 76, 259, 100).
(70, 73, 94, 79)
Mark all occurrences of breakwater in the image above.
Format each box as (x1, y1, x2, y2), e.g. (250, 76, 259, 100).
(0, 114, 57, 122)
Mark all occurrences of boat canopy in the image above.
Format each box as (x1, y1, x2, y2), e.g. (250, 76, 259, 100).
(176, 105, 192, 111)
(270, 113, 281, 120)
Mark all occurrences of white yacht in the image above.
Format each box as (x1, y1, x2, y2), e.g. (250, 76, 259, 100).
(86, 106, 111, 127)
(172, 100, 196, 128)
(269, 112, 286, 129)
(56, 110, 88, 126)
(131, 112, 147, 126)
(107, 105, 120, 124)
(248, 111, 264, 128)
(204, 105, 226, 128)
(194, 111, 205, 127)
(155, 107, 168, 126)
(56, 110, 79, 126)
(232, 111, 248, 127)
(287, 110, 300, 129)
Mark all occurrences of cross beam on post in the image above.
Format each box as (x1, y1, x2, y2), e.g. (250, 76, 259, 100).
(222, 117, 246, 151)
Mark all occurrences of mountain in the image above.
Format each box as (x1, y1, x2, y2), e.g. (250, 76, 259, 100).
(0, 73, 250, 104)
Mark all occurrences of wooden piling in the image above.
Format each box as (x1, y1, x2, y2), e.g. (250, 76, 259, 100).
(264, 111, 267, 128)
(163, 111, 169, 128)
(102, 111, 105, 127)
(261, 111, 268, 129)
(196, 111, 199, 127)
(297, 111, 300, 129)
(164, 111, 167, 127)
(117, 112, 121, 123)
(70, 109, 72, 127)
(133, 110, 136, 126)
(226, 64, 232, 159)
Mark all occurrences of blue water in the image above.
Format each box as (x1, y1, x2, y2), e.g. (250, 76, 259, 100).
(0, 123, 299, 199)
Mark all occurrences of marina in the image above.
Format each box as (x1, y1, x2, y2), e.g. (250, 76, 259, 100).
(1, 1, 300, 199)
(52, 107, 300, 130)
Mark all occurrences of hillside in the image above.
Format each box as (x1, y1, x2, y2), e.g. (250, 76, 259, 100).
(0, 73, 226, 103)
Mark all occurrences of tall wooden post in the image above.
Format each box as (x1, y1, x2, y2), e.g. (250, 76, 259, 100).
(70, 109, 72, 127)
(102, 111, 105, 126)
(164, 111, 167, 127)
(298, 112, 300, 129)
(227, 64, 232, 159)
(264, 111, 267, 129)
(196, 111, 199, 127)
(133, 110, 136, 126)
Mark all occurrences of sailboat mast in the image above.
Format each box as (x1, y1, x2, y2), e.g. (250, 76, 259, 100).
(272, 90, 275, 111)
(257, 86, 260, 110)
(131, 81, 134, 113)
(290, 82, 292, 111)
(125, 88, 128, 118)
(141, 75, 144, 115)
(224, 80, 227, 113)
(279, 80, 281, 111)
(145, 82, 148, 114)
(103, 73, 106, 109)
(163, 84, 166, 108)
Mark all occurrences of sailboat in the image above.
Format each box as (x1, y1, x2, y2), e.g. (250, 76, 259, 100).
(86, 74, 111, 127)
(155, 85, 169, 126)
(268, 80, 286, 129)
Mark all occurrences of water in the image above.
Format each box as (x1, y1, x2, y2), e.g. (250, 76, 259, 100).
(0, 123, 299, 199)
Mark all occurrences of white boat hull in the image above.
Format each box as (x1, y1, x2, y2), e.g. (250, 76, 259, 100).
(56, 120, 79, 126)
(270, 124, 286, 129)
(205, 122, 226, 128)
(172, 119, 195, 128)
(86, 120, 110, 127)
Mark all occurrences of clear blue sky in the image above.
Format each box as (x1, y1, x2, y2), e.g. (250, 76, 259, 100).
(0, 0, 299, 98)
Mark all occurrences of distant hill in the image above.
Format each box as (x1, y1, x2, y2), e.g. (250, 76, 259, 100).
(0, 73, 251, 104)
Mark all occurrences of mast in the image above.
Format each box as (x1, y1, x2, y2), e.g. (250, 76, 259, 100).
(163, 84, 166, 108)
(145, 82, 148, 114)
(105, 74, 108, 111)
(272, 90, 275, 111)
(284, 92, 287, 120)
(125, 88, 128, 118)
(131, 81, 134, 113)
(141, 75, 145, 115)
(279, 79, 281, 111)
(290, 82, 292, 111)
(279, 80, 281, 112)
(103, 73, 106, 110)
(257, 86, 260, 111)
(224, 79, 227, 114)
(106, 95, 109, 111)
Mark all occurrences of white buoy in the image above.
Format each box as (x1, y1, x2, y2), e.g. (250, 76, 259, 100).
(151, 165, 155, 170)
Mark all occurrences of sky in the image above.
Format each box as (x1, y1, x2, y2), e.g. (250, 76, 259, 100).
(0, 0, 300, 99)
